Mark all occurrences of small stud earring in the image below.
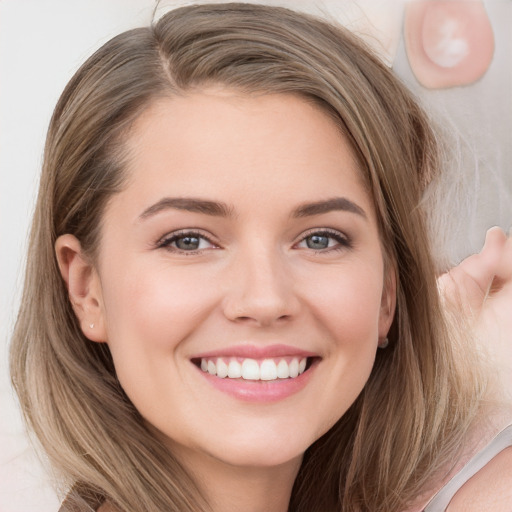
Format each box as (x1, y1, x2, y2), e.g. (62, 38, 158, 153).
(379, 337, 389, 349)
(89, 323, 95, 329)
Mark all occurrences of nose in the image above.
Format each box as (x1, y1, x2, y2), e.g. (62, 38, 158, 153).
(221, 245, 300, 327)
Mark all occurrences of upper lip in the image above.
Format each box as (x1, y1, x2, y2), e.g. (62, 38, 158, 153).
(191, 344, 318, 360)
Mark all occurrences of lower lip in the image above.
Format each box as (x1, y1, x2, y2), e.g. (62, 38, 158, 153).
(195, 360, 318, 402)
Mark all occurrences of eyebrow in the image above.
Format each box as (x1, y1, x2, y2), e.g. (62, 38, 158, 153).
(292, 197, 367, 219)
(139, 197, 233, 220)
(138, 196, 366, 221)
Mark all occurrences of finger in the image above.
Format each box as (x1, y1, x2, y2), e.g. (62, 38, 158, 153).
(456, 227, 507, 296)
(437, 227, 507, 313)
(490, 227, 512, 293)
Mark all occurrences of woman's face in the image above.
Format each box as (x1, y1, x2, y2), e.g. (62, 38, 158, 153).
(91, 89, 395, 471)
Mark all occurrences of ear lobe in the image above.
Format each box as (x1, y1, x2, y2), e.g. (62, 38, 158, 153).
(379, 266, 397, 342)
(55, 234, 107, 343)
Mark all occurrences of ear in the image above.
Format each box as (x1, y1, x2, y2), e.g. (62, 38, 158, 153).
(378, 264, 397, 346)
(55, 234, 107, 343)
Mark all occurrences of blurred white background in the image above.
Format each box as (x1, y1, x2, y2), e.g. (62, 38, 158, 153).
(1, 1, 510, 510)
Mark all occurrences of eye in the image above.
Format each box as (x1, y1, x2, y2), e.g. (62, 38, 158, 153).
(296, 229, 351, 252)
(157, 230, 217, 253)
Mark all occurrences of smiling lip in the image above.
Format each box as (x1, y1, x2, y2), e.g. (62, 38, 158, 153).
(191, 344, 320, 402)
(192, 344, 317, 360)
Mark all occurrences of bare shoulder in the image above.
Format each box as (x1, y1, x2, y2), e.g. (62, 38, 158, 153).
(447, 446, 512, 511)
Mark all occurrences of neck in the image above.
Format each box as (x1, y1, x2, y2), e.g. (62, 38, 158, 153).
(181, 449, 301, 512)
(211, 462, 299, 512)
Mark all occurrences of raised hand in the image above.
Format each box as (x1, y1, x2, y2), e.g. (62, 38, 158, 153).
(438, 227, 512, 400)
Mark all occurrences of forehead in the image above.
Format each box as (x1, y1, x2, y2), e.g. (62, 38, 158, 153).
(117, 89, 373, 217)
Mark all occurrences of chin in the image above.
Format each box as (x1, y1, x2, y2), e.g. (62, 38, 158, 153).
(213, 445, 305, 470)
(201, 430, 313, 469)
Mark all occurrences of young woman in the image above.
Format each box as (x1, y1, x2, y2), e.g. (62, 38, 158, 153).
(9, 3, 512, 511)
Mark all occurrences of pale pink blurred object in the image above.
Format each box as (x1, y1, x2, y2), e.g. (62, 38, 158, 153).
(405, 0, 494, 88)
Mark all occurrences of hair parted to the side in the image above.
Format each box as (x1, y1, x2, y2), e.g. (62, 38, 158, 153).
(10, 4, 485, 511)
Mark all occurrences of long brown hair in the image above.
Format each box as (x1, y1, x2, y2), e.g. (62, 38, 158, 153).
(10, 4, 483, 511)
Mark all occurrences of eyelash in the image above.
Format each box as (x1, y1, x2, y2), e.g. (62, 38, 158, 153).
(156, 228, 351, 255)
(295, 229, 352, 253)
(156, 230, 217, 255)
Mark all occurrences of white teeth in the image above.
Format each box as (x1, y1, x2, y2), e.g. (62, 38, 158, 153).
(199, 356, 309, 381)
(207, 360, 217, 375)
(227, 359, 242, 378)
(241, 359, 260, 380)
(216, 358, 229, 378)
(260, 359, 278, 381)
(289, 358, 299, 378)
(277, 359, 290, 379)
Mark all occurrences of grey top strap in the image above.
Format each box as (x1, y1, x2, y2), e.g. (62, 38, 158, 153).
(424, 425, 512, 511)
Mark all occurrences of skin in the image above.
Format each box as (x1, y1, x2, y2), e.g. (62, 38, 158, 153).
(406, 228, 512, 511)
(56, 89, 395, 512)
(438, 227, 512, 402)
(437, 227, 512, 510)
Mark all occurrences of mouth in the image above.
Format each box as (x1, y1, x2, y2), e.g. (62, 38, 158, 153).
(190, 345, 320, 401)
(191, 356, 318, 382)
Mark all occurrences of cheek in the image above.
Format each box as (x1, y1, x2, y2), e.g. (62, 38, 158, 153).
(296, 268, 383, 436)
(98, 267, 215, 412)
(98, 263, 216, 410)
(306, 263, 384, 346)
(102, 262, 215, 353)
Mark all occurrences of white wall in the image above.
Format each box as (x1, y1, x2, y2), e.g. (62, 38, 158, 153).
(0, 2, 157, 509)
